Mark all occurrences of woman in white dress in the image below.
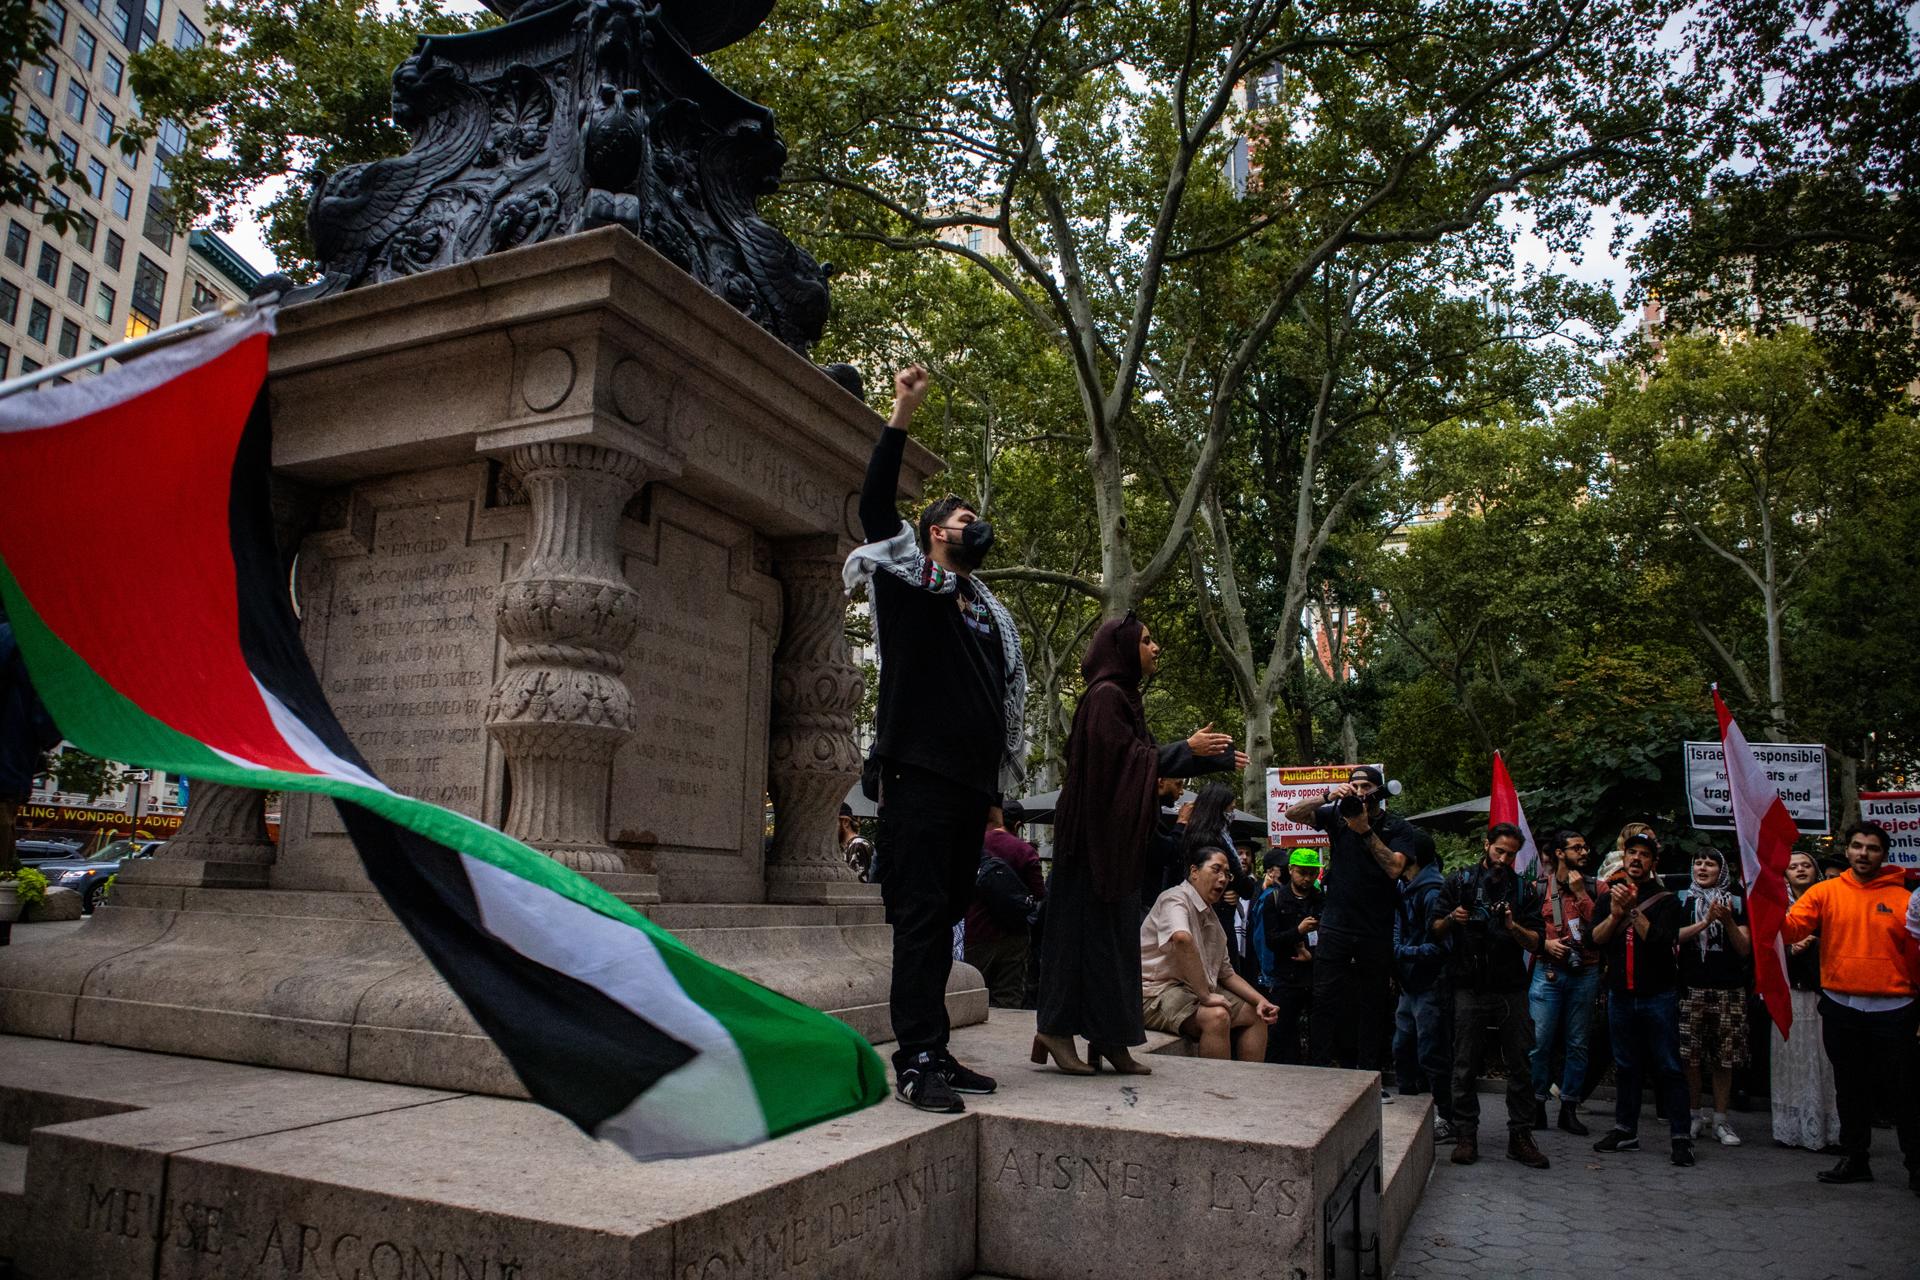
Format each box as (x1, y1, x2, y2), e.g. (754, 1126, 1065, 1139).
(1771, 850, 1842, 1150)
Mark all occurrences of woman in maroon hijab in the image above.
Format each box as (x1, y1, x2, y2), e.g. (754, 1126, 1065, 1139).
(1033, 613, 1243, 1074)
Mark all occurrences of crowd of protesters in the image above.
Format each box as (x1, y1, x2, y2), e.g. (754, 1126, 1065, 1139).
(951, 788, 1920, 1191)
(849, 366, 1918, 1196)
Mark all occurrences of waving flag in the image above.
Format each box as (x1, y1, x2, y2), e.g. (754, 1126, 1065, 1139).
(0, 311, 885, 1157)
(1489, 750, 1539, 879)
(1714, 687, 1796, 1038)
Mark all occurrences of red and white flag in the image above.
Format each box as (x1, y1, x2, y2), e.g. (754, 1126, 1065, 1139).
(1715, 687, 1796, 1038)
(1489, 751, 1539, 879)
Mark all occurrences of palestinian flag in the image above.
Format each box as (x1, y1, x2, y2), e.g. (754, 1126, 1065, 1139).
(0, 311, 886, 1158)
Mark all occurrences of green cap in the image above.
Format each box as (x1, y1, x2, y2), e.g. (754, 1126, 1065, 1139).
(1289, 848, 1324, 869)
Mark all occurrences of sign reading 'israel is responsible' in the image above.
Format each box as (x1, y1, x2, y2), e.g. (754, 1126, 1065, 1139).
(1684, 740, 1830, 834)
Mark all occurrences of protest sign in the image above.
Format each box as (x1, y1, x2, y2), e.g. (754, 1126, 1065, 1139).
(1684, 740, 1829, 834)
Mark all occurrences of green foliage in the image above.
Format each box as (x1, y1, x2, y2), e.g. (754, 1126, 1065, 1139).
(1629, 0, 1920, 389)
(3, 866, 50, 910)
(47, 747, 122, 802)
(126, 0, 494, 274)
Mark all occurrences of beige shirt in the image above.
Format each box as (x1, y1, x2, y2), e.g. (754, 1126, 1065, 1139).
(1141, 880, 1229, 998)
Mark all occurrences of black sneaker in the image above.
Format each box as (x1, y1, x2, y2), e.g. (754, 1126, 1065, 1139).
(938, 1052, 997, 1095)
(895, 1053, 964, 1113)
(1671, 1139, 1696, 1167)
(1593, 1130, 1639, 1154)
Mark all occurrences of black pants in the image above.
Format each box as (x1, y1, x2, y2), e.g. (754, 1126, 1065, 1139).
(1819, 994, 1920, 1171)
(1265, 980, 1312, 1064)
(1309, 934, 1393, 1071)
(876, 763, 991, 1071)
(1452, 987, 1534, 1138)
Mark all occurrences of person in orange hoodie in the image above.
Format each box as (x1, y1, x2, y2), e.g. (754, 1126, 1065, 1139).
(1781, 821, 1920, 1195)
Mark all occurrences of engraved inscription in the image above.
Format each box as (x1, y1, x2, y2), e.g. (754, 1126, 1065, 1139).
(80, 1183, 525, 1277)
(322, 503, 502, 817)
(611, 527, 754, 852)
(992, 1148, 1150, 1201)
(679, 1153, 966, 1279)
(990, 1147, 1302, 1219)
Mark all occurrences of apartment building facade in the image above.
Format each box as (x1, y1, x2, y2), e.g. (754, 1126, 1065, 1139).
(1, 0, 255, 384)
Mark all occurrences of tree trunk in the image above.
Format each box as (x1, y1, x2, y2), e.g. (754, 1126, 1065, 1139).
(1836, 749, 1860, 831)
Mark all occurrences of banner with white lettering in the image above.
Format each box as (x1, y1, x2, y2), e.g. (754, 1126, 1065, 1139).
(1684, 741, 1829, 834)
(1859, 792, 1920, 868)
(1267, 764, 1384, 848)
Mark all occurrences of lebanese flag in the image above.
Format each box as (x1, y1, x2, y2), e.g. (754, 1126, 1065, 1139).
(0, 312, 885, 1157)
(1715, 687, 1796, 1038)
(1489, 750, 1539, 879)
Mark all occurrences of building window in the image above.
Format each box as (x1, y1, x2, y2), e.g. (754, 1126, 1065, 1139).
(5, 221, 28, 265)
(93, 103, 114, 146)
(73, 209, 96, 250)
(76, 0, 98, 15)
(57, 317, 80, 358)
(110, 178, 132, 218)
(131, 251, 165, 322)
(173, 13, 201, 48)
(102, 52, 122, 94)
(19, 357, 41, 374)
(190, 278, 218, 313)
(92, 281, 114, 322)
(103, 228, 123, 268)
(0, 279, 18, 323)
(46, 187, 68, 210)
(85, 156, 105, 196)
(33, 61, 56, 96)
(966, 228, 983, 251)
(35, 242, 60, 285)
(66, 262, 88, 304)
(25, 106, 50, 150)
(64, 81, 87, 124)
(86, 333, 105, 372)
(0, 344, 9, 377)
(41, 1, 68, 43)
(143, 189, 173, 252)
(27, 298, 52, 342)
(56, 133, 79, 168)
(74, 25, 95, 69)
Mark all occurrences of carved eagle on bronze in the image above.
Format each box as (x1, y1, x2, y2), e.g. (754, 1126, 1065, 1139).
(307, 53, 492, 288)
(580, 83, 648, 194)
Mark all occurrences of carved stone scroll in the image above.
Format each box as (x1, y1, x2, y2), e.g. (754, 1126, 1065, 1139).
(485, 442, 646, 872)
(765, 536, 869, 903)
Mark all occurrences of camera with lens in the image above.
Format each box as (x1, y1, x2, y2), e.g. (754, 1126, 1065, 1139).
(1336, 793, 1369, 819)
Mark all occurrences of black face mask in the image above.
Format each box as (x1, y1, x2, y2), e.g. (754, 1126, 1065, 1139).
(948, 518, 994, 570)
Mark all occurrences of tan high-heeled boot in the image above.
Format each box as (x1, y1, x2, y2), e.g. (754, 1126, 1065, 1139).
(1089, 1044, 1152, 1075)
(1030, 1033, 1095, 1075)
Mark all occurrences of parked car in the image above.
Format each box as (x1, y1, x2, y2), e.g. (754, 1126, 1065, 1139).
(37, 839, 163, 913)
(13, 837, 85, 868)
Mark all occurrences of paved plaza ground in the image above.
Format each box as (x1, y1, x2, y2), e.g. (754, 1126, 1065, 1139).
(1394, 1101, 1920, 1279)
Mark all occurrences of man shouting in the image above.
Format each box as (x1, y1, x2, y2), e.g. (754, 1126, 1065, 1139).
(845, 365, 1028, 1113)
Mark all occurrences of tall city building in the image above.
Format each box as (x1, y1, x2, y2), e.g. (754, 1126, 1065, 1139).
(1, 0, 256, 385)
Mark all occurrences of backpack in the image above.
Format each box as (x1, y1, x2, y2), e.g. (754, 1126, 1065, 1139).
(1248, 886, 1280, 988)
(975, 855, 1039, 931)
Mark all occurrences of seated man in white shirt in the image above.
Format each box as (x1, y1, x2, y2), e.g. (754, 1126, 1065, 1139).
(1142, 845, 1279, 1060)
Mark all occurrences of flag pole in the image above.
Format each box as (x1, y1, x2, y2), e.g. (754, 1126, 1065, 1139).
(0, 292, 281, 402)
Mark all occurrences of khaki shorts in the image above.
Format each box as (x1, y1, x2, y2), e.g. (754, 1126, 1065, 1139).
(1142, 984, 1248, 1036)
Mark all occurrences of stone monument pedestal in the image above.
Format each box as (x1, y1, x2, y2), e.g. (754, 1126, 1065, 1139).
(0, 1016, 1432, 1280)
(0, 228, 986, 1080)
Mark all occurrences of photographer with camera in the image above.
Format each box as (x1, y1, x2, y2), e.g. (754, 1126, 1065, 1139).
(1284, 766, 1416, 1074)
(1431, 823, 1549, 1169)
(1528, 829, 1598, 1136)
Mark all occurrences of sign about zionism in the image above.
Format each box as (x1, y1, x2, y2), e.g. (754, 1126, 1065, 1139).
(0, 311, 885, 1159)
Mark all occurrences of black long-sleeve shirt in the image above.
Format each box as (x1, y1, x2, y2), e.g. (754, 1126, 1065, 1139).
(858, 428, 1007, 798)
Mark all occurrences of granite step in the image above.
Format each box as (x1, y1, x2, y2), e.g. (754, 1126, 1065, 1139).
(0, 1140, 26, 1265)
